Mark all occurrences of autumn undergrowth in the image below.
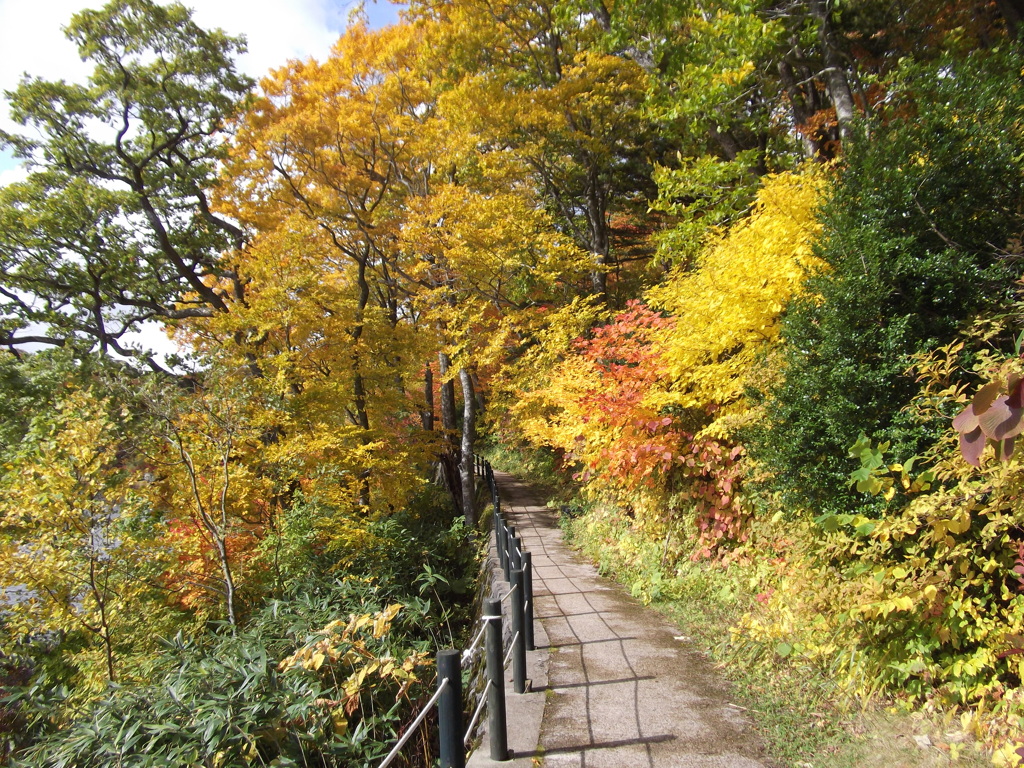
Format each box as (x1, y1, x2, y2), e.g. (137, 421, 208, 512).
(4, 488, 481, 768)
(492, 437, 1001, 766)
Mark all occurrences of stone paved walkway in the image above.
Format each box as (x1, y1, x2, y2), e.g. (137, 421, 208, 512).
(484, 471, 771, 768)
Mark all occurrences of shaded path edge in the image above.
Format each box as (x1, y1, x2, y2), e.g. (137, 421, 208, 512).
(470, 471, 771, 768)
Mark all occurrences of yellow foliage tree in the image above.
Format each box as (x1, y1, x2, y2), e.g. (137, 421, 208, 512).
(0, 388, 177, 689)
(399, 182, 589, 368)
(211, 21, 442, 517)
(416, 0, 657, 299)
(213, 18, 595, 527)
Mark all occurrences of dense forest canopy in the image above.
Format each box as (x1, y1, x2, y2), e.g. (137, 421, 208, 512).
(3, 0, 1024, 764)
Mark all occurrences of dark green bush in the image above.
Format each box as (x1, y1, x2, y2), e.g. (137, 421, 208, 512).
(749, 47, 1024, 516)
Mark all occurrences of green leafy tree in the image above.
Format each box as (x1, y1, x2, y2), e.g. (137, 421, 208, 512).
(0, 0, 252, 372)
(0, 387, 177, 690)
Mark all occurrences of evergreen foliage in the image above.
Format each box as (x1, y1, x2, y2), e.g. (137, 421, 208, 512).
(751, 49, 1024, 516)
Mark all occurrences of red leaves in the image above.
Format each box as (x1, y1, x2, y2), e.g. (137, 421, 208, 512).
(674, 437, 749, 560)
(953, 375, 1024, 466)
(564, 302, 684, 489)
(548, 301, 748, 558)
(573, 301, 674, 381)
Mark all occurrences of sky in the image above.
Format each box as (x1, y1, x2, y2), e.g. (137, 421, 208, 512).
(0, 0, 403, 185)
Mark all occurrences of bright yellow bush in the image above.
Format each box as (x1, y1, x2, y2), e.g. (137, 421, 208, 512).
(648, 168, 825, 437)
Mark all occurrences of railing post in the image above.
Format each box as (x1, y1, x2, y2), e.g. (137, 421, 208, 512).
(437, 650, 465, 768)
(510, 568, 527, 694)
(512, 534, 523, 572)
(523, 551, 535, 652)
(494, 509, 506, 573)
(484, 599, 509, 761)
(504, 527, 515, 581)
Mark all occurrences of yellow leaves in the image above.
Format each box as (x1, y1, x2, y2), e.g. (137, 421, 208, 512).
(647, 168, 825, 429)
(929, 509, 972, 547)
(0, 386, 184, 686)
(526, 51, 649, 139)
(224, 21, 430, 236)
(891, 595, 916, 613)
(326, 707, 350, 738)
(715, 61, 755, 88)
(991, 740, 1024, 767)
(278, 604, 431, 717)
(279, 604, 405, 673)
(421, 0, 651, 156)
(373, 602, 403, 638)
(851, 590, 918, 620)
(398, 183, 590, 368)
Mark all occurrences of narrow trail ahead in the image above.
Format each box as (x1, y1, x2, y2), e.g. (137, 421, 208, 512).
(479, 471, 770, 768)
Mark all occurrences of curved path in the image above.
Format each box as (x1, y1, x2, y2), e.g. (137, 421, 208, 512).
(471, 471, 771, 768)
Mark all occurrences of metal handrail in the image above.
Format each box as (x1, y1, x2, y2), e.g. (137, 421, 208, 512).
(500, 583, 518, 604)
(502, 631, 520, 669)
(461, 619, 489, 665)
(376, 454, 533, 767)
(463, 679, 493, 746)
(378, 677, 451, 768)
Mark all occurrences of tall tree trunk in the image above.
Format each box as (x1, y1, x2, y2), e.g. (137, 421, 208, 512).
(590, 0, 611, 31)
(214, 534, 237, 627)
(438, 352, 458, 435)
(810, 0, 856, 140)
(176, 435, 238, 627)
(438, 351, 462, 512)
(352, 254, 371, 508)
(86, 555, 117, 682)
(459, 367, 477, 528)
(421, 363, 435, 431)
(778, 60, 824, 159)
(585, 166, 609, 298)
(708, 125, 741, 161)
(471, 370, 486, 415)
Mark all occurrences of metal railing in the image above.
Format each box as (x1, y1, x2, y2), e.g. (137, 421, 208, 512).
(377, 455, 533, 768)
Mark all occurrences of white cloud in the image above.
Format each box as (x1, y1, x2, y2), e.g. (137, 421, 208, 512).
(118, 320, 187, 368)
(187, 0, 349, 81)
(0, 161, 27, 187)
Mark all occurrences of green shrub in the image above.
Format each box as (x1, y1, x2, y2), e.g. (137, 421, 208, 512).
(750, 47, 1024, 516)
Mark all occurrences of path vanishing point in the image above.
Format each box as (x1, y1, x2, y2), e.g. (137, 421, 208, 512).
(468, 471, 771, 768)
